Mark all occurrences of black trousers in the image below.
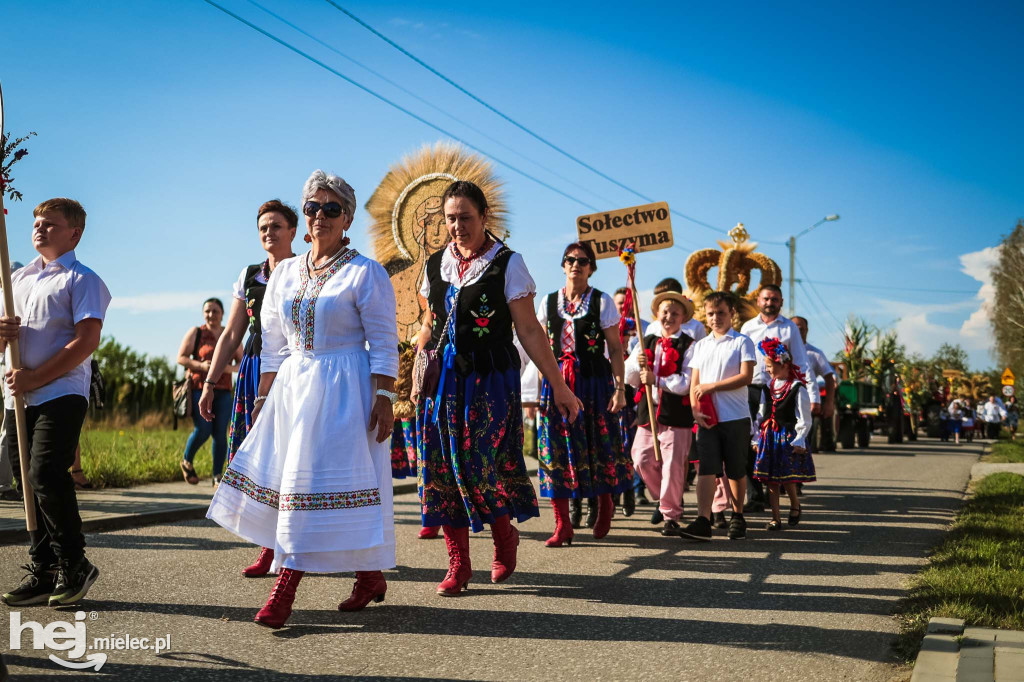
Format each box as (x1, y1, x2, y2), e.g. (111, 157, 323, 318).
(747, 385, 766, 501)
(7, 394, 88, 566)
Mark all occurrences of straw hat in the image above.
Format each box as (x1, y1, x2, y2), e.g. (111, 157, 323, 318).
(651, 291, 694, 318)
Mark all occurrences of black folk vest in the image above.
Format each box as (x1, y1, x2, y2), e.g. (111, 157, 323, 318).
(425, 247, 519, 377)
(636, 333, 694, 429)
(242, 263, 268, 357)
(545, 288, 612, 377)
(761, 381, 803, 431)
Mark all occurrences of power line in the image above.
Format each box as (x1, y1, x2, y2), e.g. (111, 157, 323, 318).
(202, 0, 601, 212)
(323, 1, 731, 235)
(797, 278, 847, 343)
(795, 258, 847, 334)
(243, 0, 612, 206)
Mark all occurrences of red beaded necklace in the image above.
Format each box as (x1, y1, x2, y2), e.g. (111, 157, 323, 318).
(451, 237, 492, 279)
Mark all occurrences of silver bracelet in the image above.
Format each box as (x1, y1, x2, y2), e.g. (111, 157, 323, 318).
(253, 395, 269, 405)
(375, 389, 398, 405)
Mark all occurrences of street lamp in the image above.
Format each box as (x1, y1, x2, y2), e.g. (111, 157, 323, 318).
(788, 214, 839, 316)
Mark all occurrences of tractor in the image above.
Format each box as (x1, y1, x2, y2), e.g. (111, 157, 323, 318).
(836, 379, 884, 449)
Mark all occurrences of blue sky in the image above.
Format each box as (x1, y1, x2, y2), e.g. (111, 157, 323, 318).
(3, 0, 1021, 370)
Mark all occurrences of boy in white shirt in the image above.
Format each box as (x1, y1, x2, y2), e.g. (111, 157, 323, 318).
(681, 291, 756, 541)
(0, 198, 110, 606)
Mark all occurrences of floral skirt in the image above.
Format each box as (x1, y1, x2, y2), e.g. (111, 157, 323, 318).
(753, 427, 816, 483)
(416, 364, 538, 532)
(227, 351, 260, 462)
(391, 419, 417, 479)
(538, 373, 633, 499)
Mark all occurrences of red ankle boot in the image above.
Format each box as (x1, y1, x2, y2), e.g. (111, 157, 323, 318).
(418, 525, 440, 539)
(490, 514, 519, 583)
(593, 493, 614, 539)
(436, 525, 472, 596)
(338, 571, 387, 611)
(241, 546, 275, 577)
(545, 499, 574, 548)
(254, 568, 303, 628)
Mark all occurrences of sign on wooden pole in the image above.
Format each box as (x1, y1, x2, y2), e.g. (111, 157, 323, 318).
(577, 202, 673, 259)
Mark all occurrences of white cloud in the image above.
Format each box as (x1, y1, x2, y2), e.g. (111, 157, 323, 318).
(879, 245, 999, 367)
(109, 290, 231, 314)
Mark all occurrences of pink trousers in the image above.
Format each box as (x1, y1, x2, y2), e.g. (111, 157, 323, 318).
(632, 424, 691, 521)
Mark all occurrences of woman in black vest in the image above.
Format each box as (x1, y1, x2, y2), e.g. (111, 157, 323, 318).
(199, 199, 296, 577)
(537, 241, 631, 547)
(415, 181, 580, 596)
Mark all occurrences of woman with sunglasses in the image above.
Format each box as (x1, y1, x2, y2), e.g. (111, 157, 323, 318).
(198, 199, 297, 577)
(536, 241, 631, 547)
(208, 170, 399, 629)
(415, 180, 581, 596)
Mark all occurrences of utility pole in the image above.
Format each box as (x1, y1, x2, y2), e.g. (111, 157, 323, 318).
(787, 214, 840, 318)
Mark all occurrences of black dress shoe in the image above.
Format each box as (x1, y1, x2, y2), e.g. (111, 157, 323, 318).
(570, 498, 583, 529)
(623, 489, 636, 517)
(742, 500, 765, 513)
(585, 498, 598, 528)
(650, 508, 663, 525)
(712, 511, 728, 529)
(636, 490, 650, 506)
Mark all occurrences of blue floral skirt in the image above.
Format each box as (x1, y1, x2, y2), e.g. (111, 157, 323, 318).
(753, 427, 816, 483)
(227, 351, 260, 462)
(416, 364, 538, 532)
(538, 373, 633, 499)
(391, 419, 417, 479)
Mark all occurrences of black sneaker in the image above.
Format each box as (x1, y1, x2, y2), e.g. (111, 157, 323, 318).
(661, 519, 683, 536)
(623, 488, 636, 517)
(679, 516, 712, 541)
(2, 563, 57, 606)
(48, 557, 99, 606)
(728, 514, 747, 540)
(712, 511, 728, 529)
(650, 508, 664, 525)
(0, 488, 23, 502)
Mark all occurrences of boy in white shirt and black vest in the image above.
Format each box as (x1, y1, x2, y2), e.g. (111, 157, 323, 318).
(681, 291, 756, 541)
(1, 198, 110, 606)
(624, 291, 697, 536)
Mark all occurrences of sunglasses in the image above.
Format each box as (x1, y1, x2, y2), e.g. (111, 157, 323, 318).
(563, 256, 591, 267)
(303, 201, 345, 219)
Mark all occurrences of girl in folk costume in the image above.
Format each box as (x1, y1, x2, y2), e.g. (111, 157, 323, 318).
(753, 337, 815, 531)
(625, 292, 696, 536)
(391, 343, 441, 539)
(537, 241, 631, 546)
(199, 200, 297, 578)
(415, 181, 580, 595)
(207, 170, 400, 628)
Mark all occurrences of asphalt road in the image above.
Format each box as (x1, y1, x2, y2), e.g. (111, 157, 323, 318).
(1, 437, 983, 681)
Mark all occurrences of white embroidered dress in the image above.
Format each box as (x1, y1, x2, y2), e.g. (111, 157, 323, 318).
(207, 250, 400, 572)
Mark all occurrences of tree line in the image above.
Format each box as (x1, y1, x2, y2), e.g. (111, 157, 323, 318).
(92, 337, 177, 422)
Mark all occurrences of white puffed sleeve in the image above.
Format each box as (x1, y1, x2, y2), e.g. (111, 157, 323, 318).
(504, 252, 536, 302)
(356, 261, 400, 378)
(598, 292, 621, 329)
(792, 384, 812, 449)
(419, 269, 431, 299)
(232, 266, 248, 302)
(259, 265, 288, 373)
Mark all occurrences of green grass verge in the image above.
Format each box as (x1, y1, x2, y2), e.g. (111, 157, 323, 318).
(78, 427, 213, 489)
(987, 438, 1024, 463)
(893, 472, 1024, 660)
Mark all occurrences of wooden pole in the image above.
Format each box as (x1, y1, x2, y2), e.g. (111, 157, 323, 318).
(624, 245, 661, 463)
(0, 81, 38, 532)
